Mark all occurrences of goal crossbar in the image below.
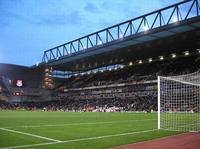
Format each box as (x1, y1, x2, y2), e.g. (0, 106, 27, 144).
(159, 76, 200, 87)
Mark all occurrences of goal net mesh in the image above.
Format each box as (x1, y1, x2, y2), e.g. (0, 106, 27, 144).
(158, 71, 200, 132)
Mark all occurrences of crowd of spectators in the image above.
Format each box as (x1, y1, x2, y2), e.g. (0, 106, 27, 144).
(0, 94, 157, 112)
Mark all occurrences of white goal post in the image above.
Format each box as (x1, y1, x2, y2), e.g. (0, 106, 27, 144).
(158, 71, 200, 132)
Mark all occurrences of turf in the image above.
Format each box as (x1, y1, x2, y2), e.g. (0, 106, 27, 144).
(0, 111, 181, 149)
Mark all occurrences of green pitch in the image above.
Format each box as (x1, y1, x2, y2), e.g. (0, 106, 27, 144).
(0, 111, 180, 149)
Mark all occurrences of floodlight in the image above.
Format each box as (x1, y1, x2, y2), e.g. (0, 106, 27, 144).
(172, 17, 178, 23)
(148, 58, 152, 63)
(159, 56, 164, 60)
(143, 25, 149, 31)
(172, 53, 176, 58)
(98, 41, 103, 45)
(184, 51, 189, 56)
(36, 62, 39, 66)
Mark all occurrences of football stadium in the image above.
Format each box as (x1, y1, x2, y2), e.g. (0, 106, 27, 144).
(0, 0, 200, 148)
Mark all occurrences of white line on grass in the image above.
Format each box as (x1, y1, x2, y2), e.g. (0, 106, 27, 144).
(0, 129, 157, 149)
(4, 119, 157, 129)
(0, 128, 62, 143)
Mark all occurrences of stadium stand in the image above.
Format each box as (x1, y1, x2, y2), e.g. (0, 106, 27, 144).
(0, 51, 199, 112)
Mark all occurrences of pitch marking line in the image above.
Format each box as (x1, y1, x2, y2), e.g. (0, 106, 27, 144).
(0, 129, 157, 149)
(0, 128, 61, 143)
(4, 119, 157, 129)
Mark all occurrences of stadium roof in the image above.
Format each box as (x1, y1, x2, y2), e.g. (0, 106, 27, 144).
(39, 0, 200, 71)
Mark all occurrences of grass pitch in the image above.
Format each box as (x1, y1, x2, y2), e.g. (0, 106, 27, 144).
(0, 111, 180, 149)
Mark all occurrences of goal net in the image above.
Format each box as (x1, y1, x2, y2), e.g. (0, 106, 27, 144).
(158, 71, 200, 132)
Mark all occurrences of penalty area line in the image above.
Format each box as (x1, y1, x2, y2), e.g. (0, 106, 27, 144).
(0, 127, 61, 143)
(0, 129, 157, 149)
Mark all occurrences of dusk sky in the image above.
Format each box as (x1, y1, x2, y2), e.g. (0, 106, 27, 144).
(0, 0, 181, 66)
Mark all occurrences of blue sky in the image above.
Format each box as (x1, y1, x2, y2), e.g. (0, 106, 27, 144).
(0, 0, 181, 66)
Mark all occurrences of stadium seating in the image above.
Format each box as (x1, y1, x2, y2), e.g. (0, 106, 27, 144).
(1, 52, 199, 112)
